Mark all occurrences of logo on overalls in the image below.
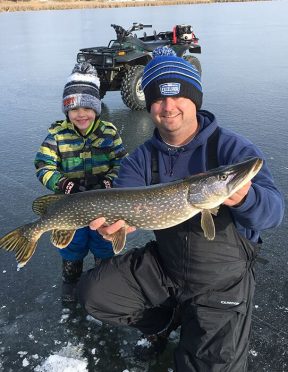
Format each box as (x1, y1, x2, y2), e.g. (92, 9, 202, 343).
(159, 83, 181, 96)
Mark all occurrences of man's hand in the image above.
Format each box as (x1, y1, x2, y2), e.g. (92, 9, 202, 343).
(89, 218, 136, 241)
(223, 181, 251, 207)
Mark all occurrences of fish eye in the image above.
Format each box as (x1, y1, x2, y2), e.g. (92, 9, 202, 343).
(219, 174, 228, 181)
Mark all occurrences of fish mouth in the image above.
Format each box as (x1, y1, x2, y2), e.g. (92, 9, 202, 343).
(227, 157, 263, 193)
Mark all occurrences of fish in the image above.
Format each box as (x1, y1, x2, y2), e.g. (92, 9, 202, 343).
(0, 157, 263, 268)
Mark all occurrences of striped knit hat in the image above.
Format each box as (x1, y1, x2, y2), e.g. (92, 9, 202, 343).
(62, 62, 101, 116)
(142, 46, 202, 112)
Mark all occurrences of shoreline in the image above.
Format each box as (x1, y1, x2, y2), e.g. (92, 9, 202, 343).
(0, 0, 266, 13)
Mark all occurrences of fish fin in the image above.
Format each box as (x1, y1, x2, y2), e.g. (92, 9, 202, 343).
(51, 229, 76, 248)
(111, 227, 127, 254)
(210, 207, 220, 216)
(201, 210, 216, 240)
(32, 194, 65, 216)
(0, 223, 40, 268)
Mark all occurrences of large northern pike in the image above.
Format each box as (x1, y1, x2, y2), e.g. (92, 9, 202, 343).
(0, 158, 262, 268)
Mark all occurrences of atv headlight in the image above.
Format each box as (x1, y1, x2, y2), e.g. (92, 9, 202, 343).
(105, 56, 113, 66)
(77, 53, 86, 63)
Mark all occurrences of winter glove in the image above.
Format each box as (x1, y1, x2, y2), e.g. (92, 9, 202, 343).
(100, 177, 112, 189)
(58, 178, 87, 194)
(85, 174, 112, 190)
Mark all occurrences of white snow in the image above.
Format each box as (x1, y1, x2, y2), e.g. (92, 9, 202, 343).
(59, 314, 70, 323)
(249, 349, 258, 357)
(18, 351, 28, 357)
(34, 343, 88, 372)
(169, 330, 179, 341)
(135, 338, 151, 348)
(34, 354, 87, 372)
(62, 308, 71, 314)
(22, 358, 30, 367)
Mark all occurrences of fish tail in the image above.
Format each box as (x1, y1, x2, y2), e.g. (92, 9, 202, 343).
(0, 223, 40, 268)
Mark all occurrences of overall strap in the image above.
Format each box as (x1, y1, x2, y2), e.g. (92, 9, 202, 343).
(206, 127, 220, 170)
(151, 145, 160, 185)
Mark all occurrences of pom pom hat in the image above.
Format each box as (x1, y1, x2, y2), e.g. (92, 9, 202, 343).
(62, 62, 101, 116)
(141, 46, 202, 112)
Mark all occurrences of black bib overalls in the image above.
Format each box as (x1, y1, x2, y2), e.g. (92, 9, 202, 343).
(78, 128, 260, 371)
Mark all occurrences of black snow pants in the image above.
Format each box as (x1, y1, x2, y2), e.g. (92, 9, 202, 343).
(78, 207, 259, 372)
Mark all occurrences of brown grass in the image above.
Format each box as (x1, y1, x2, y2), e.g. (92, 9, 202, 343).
(0, 0, 257, 12)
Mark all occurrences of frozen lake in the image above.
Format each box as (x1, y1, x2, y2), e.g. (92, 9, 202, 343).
(0, 1, 287, 371)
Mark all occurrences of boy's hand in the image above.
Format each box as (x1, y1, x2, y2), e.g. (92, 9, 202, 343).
(98, 176, 112, 189)
(58, 178, 86, 194)
(223, 181, 251, 207)
(85, 174, 112, 189)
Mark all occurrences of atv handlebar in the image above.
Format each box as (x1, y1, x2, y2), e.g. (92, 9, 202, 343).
(134, 23, 153, 30)
(111, 23, 152, 40)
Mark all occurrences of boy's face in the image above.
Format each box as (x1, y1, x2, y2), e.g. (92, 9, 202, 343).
(68, 107, 96, 135)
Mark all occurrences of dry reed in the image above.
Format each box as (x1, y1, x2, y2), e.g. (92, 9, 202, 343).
(0, 0, 258, 13)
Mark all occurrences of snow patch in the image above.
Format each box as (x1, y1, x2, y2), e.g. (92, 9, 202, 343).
(34, 343, 88, 372)
(249, 349, 258, 357)
(169, 330, 179, 341)
(136, 338, 151, 348)
(59, 314, 70, 323)
(22, 358, 30, 367)
(34, 354, 87, 372)
(18, 351, 28, 357)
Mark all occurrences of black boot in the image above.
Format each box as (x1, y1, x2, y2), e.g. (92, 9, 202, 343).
(134, 305, 181, 361)
(62, 259, 83, 303)
(134, 332, 168, 361)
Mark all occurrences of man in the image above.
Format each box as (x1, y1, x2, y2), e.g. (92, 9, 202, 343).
(78, 47, 284, 371)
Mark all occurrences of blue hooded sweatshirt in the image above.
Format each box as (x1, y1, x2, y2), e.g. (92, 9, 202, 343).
(114, 110, 284, 242)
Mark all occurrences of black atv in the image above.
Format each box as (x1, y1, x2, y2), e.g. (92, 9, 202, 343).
(77, 23, 201, 110)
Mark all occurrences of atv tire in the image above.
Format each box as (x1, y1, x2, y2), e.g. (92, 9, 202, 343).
(120, 65, 146, 110)
(183, 55, 202, 76)
(99, 88, 106, 99)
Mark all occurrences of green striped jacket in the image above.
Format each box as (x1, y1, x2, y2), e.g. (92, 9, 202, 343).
(35, 118, 127, 192)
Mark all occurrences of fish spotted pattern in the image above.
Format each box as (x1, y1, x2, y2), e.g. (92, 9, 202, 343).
(0, 158, 263, 268)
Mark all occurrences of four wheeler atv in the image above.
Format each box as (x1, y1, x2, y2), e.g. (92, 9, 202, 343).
(77, 23, 201, 110)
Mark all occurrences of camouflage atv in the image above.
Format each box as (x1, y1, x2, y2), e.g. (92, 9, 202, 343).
(77, 23, 201, 110)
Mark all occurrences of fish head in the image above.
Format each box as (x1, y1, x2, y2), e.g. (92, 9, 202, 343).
(187, 157, 263, 209)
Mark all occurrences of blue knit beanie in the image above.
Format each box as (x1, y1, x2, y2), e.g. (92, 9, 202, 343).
(142, 46, 202, 112)
(62, 62, 101, 116)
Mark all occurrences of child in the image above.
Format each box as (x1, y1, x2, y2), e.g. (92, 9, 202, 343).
(35, 62, 127, 302)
